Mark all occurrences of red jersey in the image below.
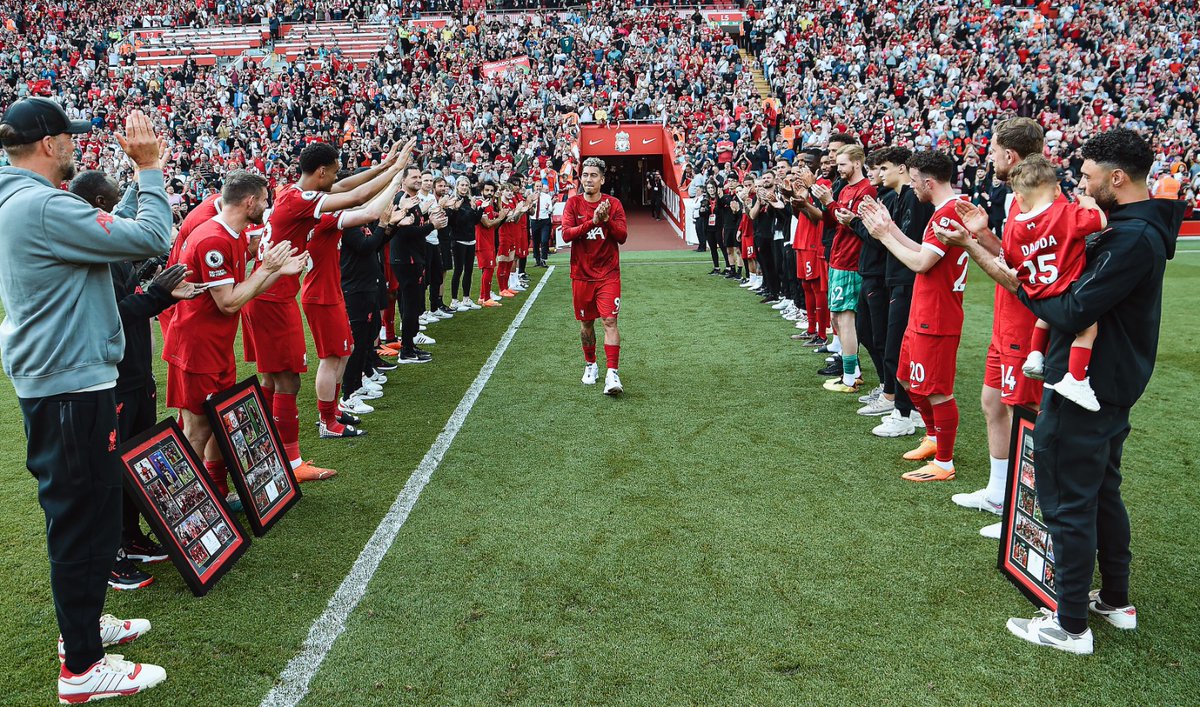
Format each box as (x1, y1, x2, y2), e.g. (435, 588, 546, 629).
(793, 205, 822, 251)
(259, 184, 339, 302)
(1007, 194, 1104, 300)
(162, 217, 247, 374)
(561, 194, 628, 281)
(167, 194, 220, 268)
(827, 178, 877, 270)
(474, 201, 497, 248)
(300, 213, 346, 305)
(909, 198, 970, 337)
(993, 199, 1036, 352)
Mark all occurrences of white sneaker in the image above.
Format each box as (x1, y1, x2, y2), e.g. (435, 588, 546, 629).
(360, 376, 382, 393)
(462, 297, 482, 310)
(511, 281, 528, 292)
(340, 396, 375, 414)
(771, 298, 791, 311)
(603, 369, 623, 395)
(782, 306, 801, 321)
(491, 291, 504, 301)
(368, 371, 387, 385)
(980, 522, 1002, 539)
(856, 396, 895, 416)
(795, 320, 809, 330)
(1053, 372, 1100, 412)
(1022, 350, 1046, 380)
(1006, 609, 1093, 655)
(58, 615, 151, 662)
(581, 362, 599, 386)
(414, 332, 437, 345)
(913, 413, 926, 429)
(871, 409, 916, 438)
(433, 309, 454, 320)
(1088, 589, 1137, 629)
(59, 654, 166, 703)
(455, 301, 471, 312)
(739, 279, 756, 288)
(952, 487, 1003, 516)
(419, 312, 436, 325)
(355, 385, 382, 400)
(858, 384, 883, 404)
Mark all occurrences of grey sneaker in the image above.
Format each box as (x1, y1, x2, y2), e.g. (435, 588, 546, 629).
(1006, 609, 1093, 655)
(858, 384, 883, 404)
(1088, 590, 1137, 629)
(856, 395, 895, 416)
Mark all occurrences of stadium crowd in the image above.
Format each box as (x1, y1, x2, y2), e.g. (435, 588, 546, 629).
(0, 0, 1196, 702)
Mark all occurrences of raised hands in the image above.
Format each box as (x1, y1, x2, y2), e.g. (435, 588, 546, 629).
(260, 241, 301, 274)
(954, 199, 990, 236)
(115, 110, 163, 170)
(810, 182, 833, 206)
(856, 196, 894, 239)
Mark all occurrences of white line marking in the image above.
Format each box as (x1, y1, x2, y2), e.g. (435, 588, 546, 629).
(260, 266, 556, 707)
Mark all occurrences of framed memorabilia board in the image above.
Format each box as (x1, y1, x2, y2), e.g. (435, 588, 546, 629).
(120, 420, 250, 597)
(997, 405, 1058, 611)
(204, 376, 301, 536)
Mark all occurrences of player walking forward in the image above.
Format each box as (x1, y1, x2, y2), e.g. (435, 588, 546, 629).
(561, 157, 628, 395)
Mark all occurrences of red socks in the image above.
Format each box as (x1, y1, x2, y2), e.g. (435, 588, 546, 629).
(583, 345, 596, 364)
(480, 268, 493, 300)
(382, 305, 395, 341)
(203, 459, 229, 497)
(801, 280, 820, 335)
(497, 262, 511, 290)
(274, 392, 301, 464)
(318, 399, 344, 433)
(931, 399, 959, 464)
(261, 386, 274, 416)
(605, 344, 620, 370)
(1069, 345, 1091, 379)
(1030, 325, 1049, 354)
(908, 391, 935, 432)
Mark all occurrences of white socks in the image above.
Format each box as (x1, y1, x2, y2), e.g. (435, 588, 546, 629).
(830, 335, 843, 354)
(986, 456, 1008, 506)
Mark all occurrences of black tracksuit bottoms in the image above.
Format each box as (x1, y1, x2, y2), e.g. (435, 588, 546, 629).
(392, 262, 425, 350)
(20, 389, 123, 673)
(884, 284, 914, 416)
(856, 275, 888, 383)
(1033, 392, 1132, 625)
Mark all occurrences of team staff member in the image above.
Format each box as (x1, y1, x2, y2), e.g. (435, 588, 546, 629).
(953, 129, 1184, 655)
(69, 171, 200, 590)
(444, 176, 484, 310)
(166, 172, 305, 495)
(340, 207, 395, 415)
(0, 101, 170, 702)
(388, 164, 449, 362)
(562, 157, 628, 395)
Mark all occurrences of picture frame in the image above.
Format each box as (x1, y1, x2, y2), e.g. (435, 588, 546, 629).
(119, 419, 250, 597)
(997, 405, 1057, 611)
(204, 376, 302, 536)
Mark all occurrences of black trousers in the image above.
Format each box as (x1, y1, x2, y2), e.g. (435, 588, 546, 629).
(20, 388, 123, 673)
(391, 261, 424, 350)
(530, 219, 551, 262)
(1034, 392, 1132, 624)
(755, 236, 777, 294)
(781, 244, 799, 302)
(884, 284, 914, 416)
(705, 227, 726, 268)
(424, 242, 444, 312)
(343, 291, 378, 398)
(451, 241, 476, 300)
(116, 385, 158, 544)
(856, 275, 888, 384)
(771, 238, 788, 298)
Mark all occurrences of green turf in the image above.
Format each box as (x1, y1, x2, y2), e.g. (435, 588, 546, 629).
(1, 251, 1198, 705)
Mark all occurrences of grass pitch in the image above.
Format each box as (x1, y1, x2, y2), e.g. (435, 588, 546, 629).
(1, 249, 1198, 705)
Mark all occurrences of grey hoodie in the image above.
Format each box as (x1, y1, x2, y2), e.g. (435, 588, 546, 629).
(0, 167, 172, 398)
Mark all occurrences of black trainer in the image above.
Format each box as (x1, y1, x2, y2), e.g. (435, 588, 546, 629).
(109, 552, 154, 591)
(375, 360, 398, 371)
(818, 357, 843, 376)
(438, 305, 455, 315)
(123, 537, 168, 564)
(336, 411, 362, 426)
(398, 348, 432, 364)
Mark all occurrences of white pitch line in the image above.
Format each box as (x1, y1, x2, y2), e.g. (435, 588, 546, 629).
(260, 266, 556, 707)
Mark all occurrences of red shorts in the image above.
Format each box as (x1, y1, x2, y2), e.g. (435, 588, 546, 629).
(498, 228, 519, 256)
(798, 249, 823, 281)
(302, 301, 353, 359)
(572, 278, 621, 321)
(242, 298, 308, 374)
(742, 237, 755, 261)
(898, 331, 961, 397)
(514, 230, 530, 258)
(985, 341, 1043, 407)
(166, 364, 236, 415)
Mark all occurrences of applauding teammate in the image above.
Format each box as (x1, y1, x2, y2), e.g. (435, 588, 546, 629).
(562, 157, 629, 395)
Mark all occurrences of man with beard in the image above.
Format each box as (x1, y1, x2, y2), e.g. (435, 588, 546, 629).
(0, 101, 171, 702)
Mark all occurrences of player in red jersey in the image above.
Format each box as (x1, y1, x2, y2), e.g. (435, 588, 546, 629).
(789, 165, 828, 343)
(243, 138, 413, 481)
(859, 151, 969, 482)
(159, 193, 219, 339)
(933, 118, 1046, 536)
(473, 179, 509, 307)
(1002, 156, 1107, 410)
(164, 171, 304, 497)
(561, 157, 628, 395)
(301, 166, 405, 440)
